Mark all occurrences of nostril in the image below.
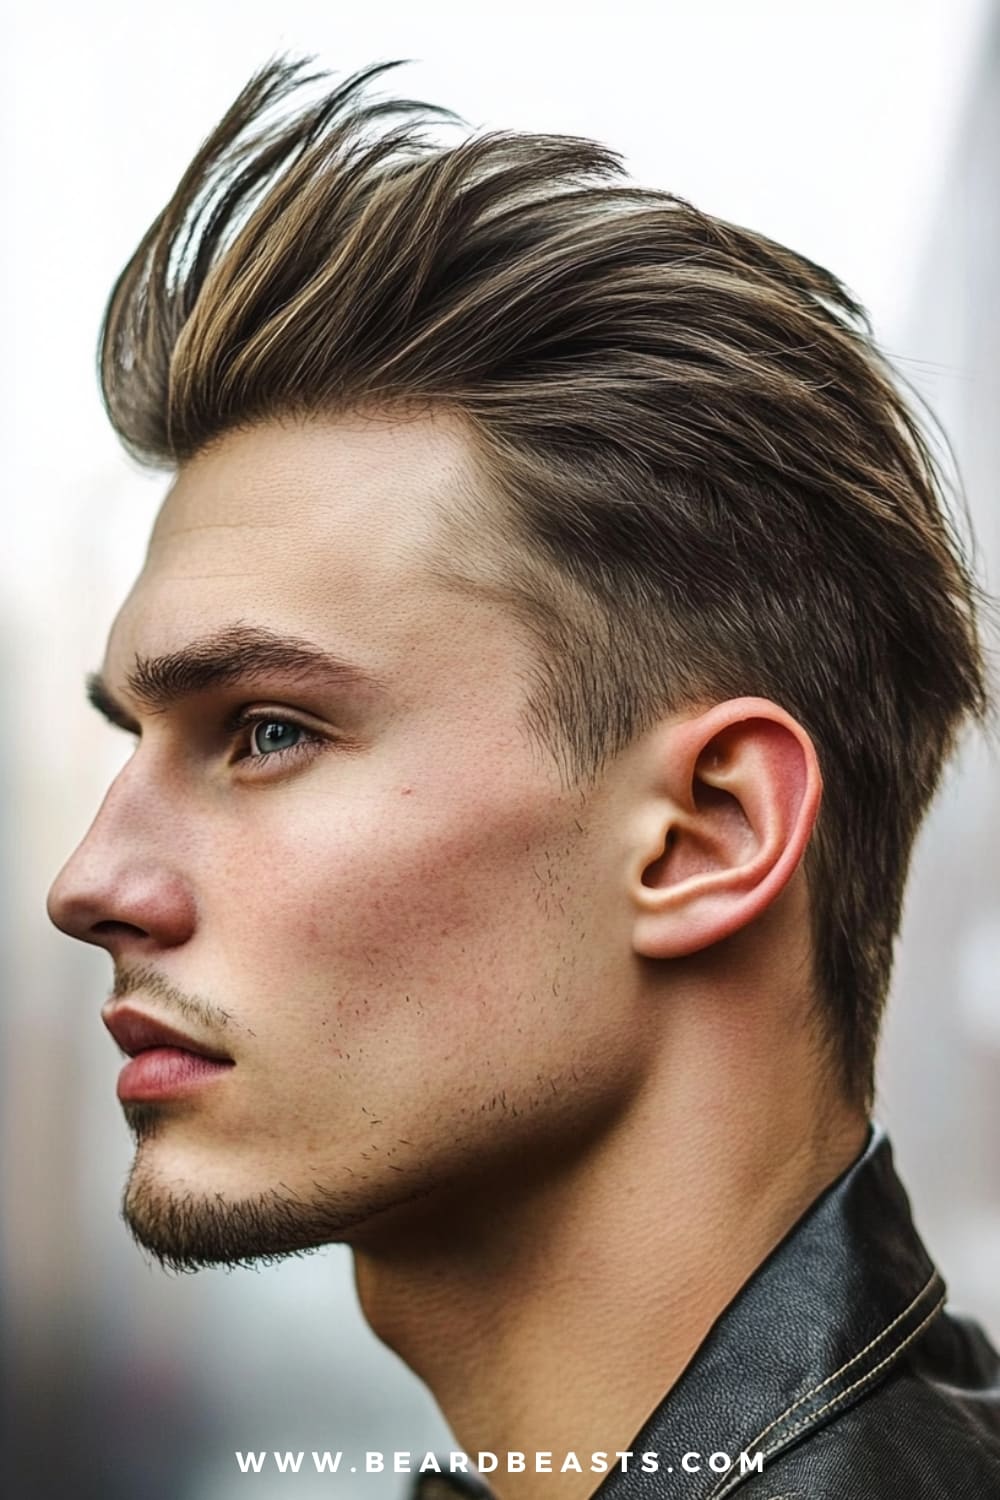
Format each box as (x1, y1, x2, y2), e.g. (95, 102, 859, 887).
(91, 920, 149, 939)
(48, 873, 196, 950)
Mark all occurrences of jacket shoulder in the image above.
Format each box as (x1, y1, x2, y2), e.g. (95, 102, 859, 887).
(736, 1311, 1000, 1500)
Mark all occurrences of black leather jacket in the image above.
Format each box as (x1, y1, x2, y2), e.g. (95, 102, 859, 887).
(415, 1125, 1000, 1500)
(592, 1124, 1000, 1499)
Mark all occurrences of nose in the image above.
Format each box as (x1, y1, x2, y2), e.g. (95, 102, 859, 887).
(46, 776, 197, 956)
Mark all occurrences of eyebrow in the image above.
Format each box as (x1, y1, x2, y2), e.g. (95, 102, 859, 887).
(86, 622, 387, 731)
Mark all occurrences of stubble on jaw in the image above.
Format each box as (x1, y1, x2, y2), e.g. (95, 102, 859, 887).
(118, 1108, 433, 1274)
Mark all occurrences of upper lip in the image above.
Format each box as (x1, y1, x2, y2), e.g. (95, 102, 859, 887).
(102, 1004, 234, 1063)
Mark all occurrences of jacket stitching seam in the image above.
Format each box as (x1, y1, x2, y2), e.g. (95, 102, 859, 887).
(704, 1293, 947, 1499)
(709, 1290, 946, 1500)
(716, 1269, 940, 1466)
(772, 1291, 946, 1441)
(704, 1271, 942, 1500)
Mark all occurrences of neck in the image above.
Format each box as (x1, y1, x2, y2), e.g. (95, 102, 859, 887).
(350, 991, 867, 1500)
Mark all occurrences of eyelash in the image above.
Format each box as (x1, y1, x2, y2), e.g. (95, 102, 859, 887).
(228, 709, 331, 773)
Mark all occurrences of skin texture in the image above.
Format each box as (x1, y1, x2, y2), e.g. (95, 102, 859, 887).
(47, 408, 868, 1500)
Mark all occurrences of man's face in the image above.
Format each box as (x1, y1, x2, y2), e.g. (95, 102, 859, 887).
(47, 409, 645, 1268)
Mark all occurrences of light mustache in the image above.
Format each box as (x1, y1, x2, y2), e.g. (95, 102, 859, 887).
(109, 960, 235, 1035)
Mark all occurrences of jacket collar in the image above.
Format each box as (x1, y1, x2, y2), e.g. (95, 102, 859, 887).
(593, 1124, 946, 1500)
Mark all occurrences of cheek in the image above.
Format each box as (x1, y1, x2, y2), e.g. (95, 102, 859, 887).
(296, 786, 568, 995)
(213, 751, 600, 1067)
(195, 753, 641, 1171)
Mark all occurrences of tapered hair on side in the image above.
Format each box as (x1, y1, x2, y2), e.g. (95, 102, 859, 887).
(99, 54, 993, 1109)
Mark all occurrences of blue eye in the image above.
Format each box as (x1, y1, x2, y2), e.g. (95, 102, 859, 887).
(249, 720, 305, 757)
(229, 711, 329, 774)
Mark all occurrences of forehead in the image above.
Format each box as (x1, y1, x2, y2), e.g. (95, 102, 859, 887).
(107, 408, 506, 681)
(151, 407, 477, 589)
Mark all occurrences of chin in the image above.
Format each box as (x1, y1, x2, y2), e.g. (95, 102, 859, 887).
(119, 1141, 434, 1272)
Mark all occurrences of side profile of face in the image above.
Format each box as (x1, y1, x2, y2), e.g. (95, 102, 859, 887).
(46, 408, 660, 1269)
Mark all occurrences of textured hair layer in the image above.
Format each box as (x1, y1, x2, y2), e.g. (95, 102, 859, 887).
(99, 55, 993, 1107)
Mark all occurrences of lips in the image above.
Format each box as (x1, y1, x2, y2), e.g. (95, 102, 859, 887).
(102, 1005, 234, 1064)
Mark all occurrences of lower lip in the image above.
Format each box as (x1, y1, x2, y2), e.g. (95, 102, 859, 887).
(117, 1048, 235, 1101)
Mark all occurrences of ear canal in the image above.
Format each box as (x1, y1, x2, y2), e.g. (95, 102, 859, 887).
(641, 827, 678, 890)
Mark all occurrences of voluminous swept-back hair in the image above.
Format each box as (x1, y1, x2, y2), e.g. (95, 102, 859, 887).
(99, 55, 992, 1109)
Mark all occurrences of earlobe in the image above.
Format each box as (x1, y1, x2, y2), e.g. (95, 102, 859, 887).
(630, 699, 822, 960)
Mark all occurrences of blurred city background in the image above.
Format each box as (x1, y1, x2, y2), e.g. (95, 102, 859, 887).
(3, 2, 998, 1496)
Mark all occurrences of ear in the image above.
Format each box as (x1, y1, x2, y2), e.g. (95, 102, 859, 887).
(629, 698, 822, 960)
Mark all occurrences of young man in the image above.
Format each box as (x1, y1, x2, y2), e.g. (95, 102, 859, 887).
(47, 54, 999, 1499)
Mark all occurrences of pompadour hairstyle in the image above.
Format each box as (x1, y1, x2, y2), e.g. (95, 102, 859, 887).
(99, 54, 993, 1108)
